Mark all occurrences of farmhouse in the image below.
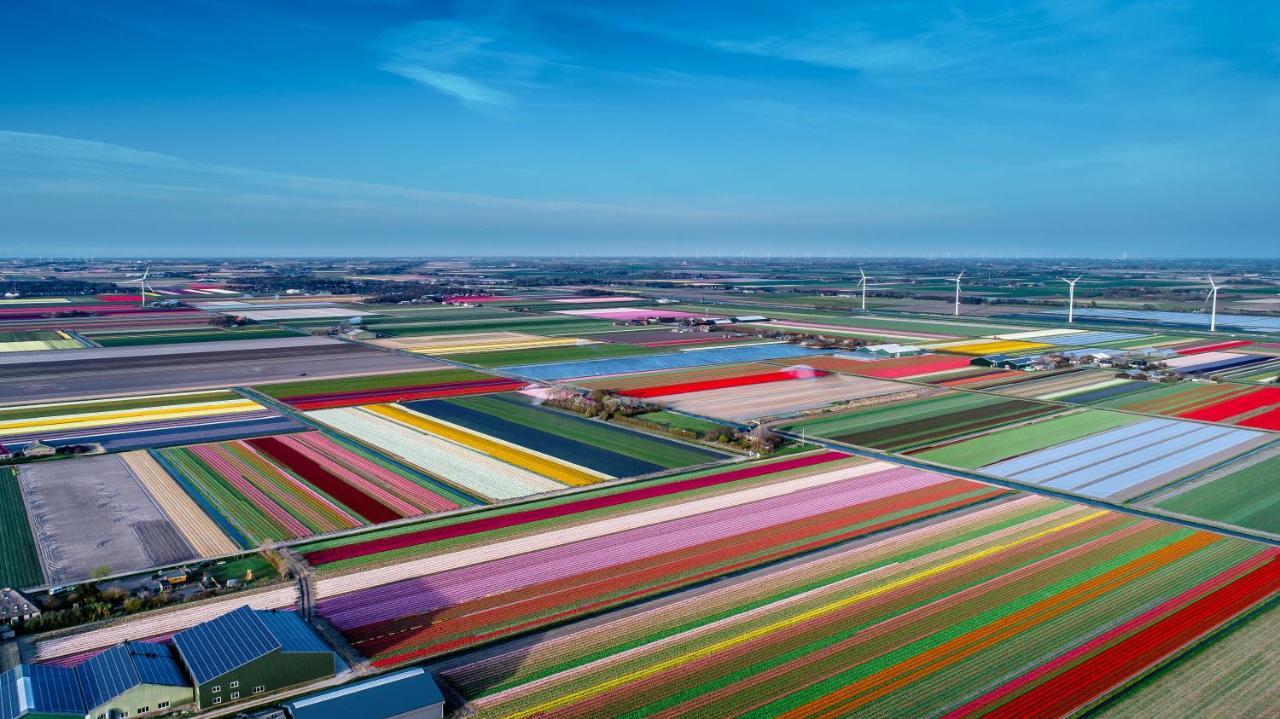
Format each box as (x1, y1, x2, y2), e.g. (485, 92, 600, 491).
(173, 606, 340, 710)
(79, 641, 194, 719)
(0, 588, 39, 623)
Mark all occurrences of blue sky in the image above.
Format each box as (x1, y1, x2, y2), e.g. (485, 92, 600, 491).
(2, 1, 1278, 257)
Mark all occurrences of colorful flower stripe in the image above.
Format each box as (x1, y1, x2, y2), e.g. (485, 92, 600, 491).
(1176, 340, 1255, 355)
(302, 451, 848, 566)
(949, 548, 1280, 719)
(367, 403, 606, 487)
(275, 433, 466, 513)
(157, 430, 478, 545)
(190, 442, 357, 534)
(281, 377, 526, 410)
(618, 368, 830, 398)
(824, 354, 974, 379)
(443, 497, 1277, 719)
(1176, 386, 1280, 424)
(246, 435, 402, 524)
(307, 407, 565, 501)
(317, 464, 1007, 666)
(1237, 406, 1280, 431)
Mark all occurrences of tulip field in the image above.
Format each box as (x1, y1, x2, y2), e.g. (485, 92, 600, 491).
(154, 431, 478, 545)
(441, 495, 1280, 719)
(1089, 382, 1280, 429)
(7, 268, 1280, 716)
(0, 389, 303, 452)
(304, 452, 1011, 667)
(398, 392, 726, 473)
(640, 371, 918, 422)
(370, 331, 586, 356)
(306, 405, 584, 501)
(253, 367, 526, 410)
(781, 392, 1063, 452)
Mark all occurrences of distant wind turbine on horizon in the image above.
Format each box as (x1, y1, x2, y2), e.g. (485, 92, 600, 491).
(1061, 275, 1083, 323)
(950, 270, 964, 316)
(1206, 275, 1220, 332)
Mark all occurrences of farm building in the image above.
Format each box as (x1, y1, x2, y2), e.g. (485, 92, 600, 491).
(79, 642, 193, 719)
(173, 606, 340, 710)
(0, 588, 39, 623)
(0, 664, 85, 719)
(282, 668, 445, 719)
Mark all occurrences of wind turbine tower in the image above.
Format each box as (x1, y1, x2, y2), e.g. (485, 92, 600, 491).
(1207, 276, 1219, 332)
(1061, 275, 1083, 323)
(950, 270, 964, 316)
(857, 266, 868, 311)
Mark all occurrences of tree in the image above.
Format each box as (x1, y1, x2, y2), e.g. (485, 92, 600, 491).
(90, 565, 112, 580)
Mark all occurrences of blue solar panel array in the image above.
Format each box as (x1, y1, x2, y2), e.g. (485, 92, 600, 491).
(174, 605, 282, 685)
(256, 611, 331, 655)
(0, 665, 86, 719)
(77, 642, 188, 709)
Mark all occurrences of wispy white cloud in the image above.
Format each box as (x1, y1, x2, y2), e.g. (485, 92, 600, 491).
(378, 17, 556, 110)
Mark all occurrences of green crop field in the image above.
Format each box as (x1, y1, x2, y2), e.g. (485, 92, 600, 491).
(1156, 455, 1280, 534)
(783, 392, 1062, 452)
(253, 367, 492, 398)
(90, 326, 299, 346)
(630, 410, 730, 434)
(915, 410, 1140, 468)
(0, 467, 44, 588)
(456, 342, 660, 368)
(440, 394, 724, 468)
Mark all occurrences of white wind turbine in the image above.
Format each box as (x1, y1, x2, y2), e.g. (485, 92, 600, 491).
(1206, 275, 1219, 332)
(857, 266, 868, 311)
(1061, 275, 1083, 323)
(122, 266, 154, 309)
(949, 270, 965, 316)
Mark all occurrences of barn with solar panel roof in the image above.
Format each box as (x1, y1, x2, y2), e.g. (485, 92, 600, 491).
(78, 641, 193, 718)
(172, 606, 339, 710)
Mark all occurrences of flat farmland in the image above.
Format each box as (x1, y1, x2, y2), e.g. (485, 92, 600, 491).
(1091, 600, 1280, 718)
(574, 361, 783, 392)
(781, 392, 1063, 452)
(155, 431, 479, 545)
(17, 454, 198, 585)
(502, 343, 825, 382)
(253, 367, 524, 410)
(1153, 452, 1280, 535)
(401, 393, 726, 473)
(0, 389, 303, 453)
(0, 336, 435, 401)
(0, 466, 44, 588)
(980, 418, 1272, 501)
(653, 372, 922, 422)
(441, 495, 1280, 719)
(304, 453, 1010, 667)
(1096, 382, 1280, 429)
(916, 409, 1142, 468)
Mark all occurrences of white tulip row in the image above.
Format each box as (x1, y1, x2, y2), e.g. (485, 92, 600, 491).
(307, 407, 565, 502)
